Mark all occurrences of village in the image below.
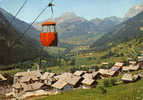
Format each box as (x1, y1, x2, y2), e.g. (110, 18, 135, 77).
(0, 52, 143, 99)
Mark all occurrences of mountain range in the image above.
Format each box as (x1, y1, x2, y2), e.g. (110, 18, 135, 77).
(33, 12, 123, 39)
(90, 10, 143, 50)
(33, 12, 123, 47)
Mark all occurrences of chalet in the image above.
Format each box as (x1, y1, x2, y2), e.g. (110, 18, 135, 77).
(82, 72, 99, 80)
(12, 82, 23, 94)
(22, 82, 44, 92)
(121, 74, 140, 83)
(40, 72, 56, 85)
(129, 64, 140, 71)
(54, 72, 73, 81)
(129, 61, 137, 65)
(73, 71, 86, 76)
(114, 62, 124, 67)
(41, 72, 56, 80)
(55, 73, 82, 88)
(98, 69, 117, 78)
(52, 79, 73, 93)
(14, 70, 42, 84)
(122, 66, 130, 72)
(67, 76, 82, 88)
(110, 66, 121, 72)
(82, 78, 96, 89)
(138, 56, 143, 62)
(122, 65, 140, 72)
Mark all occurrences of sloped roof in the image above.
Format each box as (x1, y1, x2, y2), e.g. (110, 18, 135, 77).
(122, 66, 130, 71)
(129, 61, 136, 65)
(83, 72, 99, 79)
(22, 82, 44, 92)
(52, 79, 69, 90)
(12, 82, 22, 89)
(82, 78, 95, 86)
(30, 70, 42, 78)
(67, 76, 82, 86)
(121, 74, 134, 81)
(41, 72, 55, 80)
(129, 65, 140, 71)
(23, 84, 32, 92)
(15, 72, 28, 77)
(73, 71, 85, 76)
(19, 75, 31, 82)
(54, 72, 73, 80)
(16, 70, 42, 82)
(98, 69, 116, 76)
(110, 67, 120, 71)
(31, 82, 44, 90)
(15, 70, 42, 78)
(122, 65, 140, 71)
(114, 62, 124, 67)
(0, 74, 7, 81)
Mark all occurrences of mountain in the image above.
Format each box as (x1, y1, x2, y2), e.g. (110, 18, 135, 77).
(0, 8, 40, 42)
(90, 16, 122, 33)
(33, 12, 122, 46)
(0, 8, 41, 65)
(90, 11, 143, 50)
(125, 3, 143, 18)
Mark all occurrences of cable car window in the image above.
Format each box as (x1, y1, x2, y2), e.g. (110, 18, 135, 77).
(48, 25, 55, 32)
(42, 26, 48, 33)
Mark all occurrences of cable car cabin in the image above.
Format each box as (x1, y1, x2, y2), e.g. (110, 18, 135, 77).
(40, 21, 58, 47)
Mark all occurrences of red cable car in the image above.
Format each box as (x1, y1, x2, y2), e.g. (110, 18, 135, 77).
(40, 21, 58, 47)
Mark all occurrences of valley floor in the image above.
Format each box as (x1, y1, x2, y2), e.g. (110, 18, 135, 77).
(32, 78, 143, 100)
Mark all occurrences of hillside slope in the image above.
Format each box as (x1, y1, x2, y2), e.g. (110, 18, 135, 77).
(91, 11, 143, 50)
(0, 8, 40, 65)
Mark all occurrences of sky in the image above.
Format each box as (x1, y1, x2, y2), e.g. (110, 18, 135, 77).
(0, 0, 142, 23)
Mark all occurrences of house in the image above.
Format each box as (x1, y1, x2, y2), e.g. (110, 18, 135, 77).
(41, 72, 56, 80)
(122, 65, 140, 72)
(73, 71, 86, 76)
(98, 69, 117, 78)
(13, 70, 43, 94)
(129, 61, 136, 65)
(121, 74, 140, 83)
(122, 66, 130, 72)
(114, 62, 124, 67)
(55, 73, 82, 88)
(129, 64, 140, 71)
(67, 76, 82, 88)
(82, 78, 96, 89)
(22, 82, 44, 92)
(52, 79, 73, 93)
(14, 70, 42, 84)
(12, 82, 23, 94)
(82, 72, 99, 80)
(54, 72, 73, 81)
(40, 72, 56, 85)
(110, 66, 121, 72)
(138, 56, 143, 62)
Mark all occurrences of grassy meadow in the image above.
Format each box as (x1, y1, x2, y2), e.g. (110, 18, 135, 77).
(33, 78, 143, 100)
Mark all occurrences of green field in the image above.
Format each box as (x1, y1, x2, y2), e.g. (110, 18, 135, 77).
(33, 78, 143, 100)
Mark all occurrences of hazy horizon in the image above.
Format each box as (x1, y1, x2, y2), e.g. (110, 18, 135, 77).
(0, 0, 142, 23)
